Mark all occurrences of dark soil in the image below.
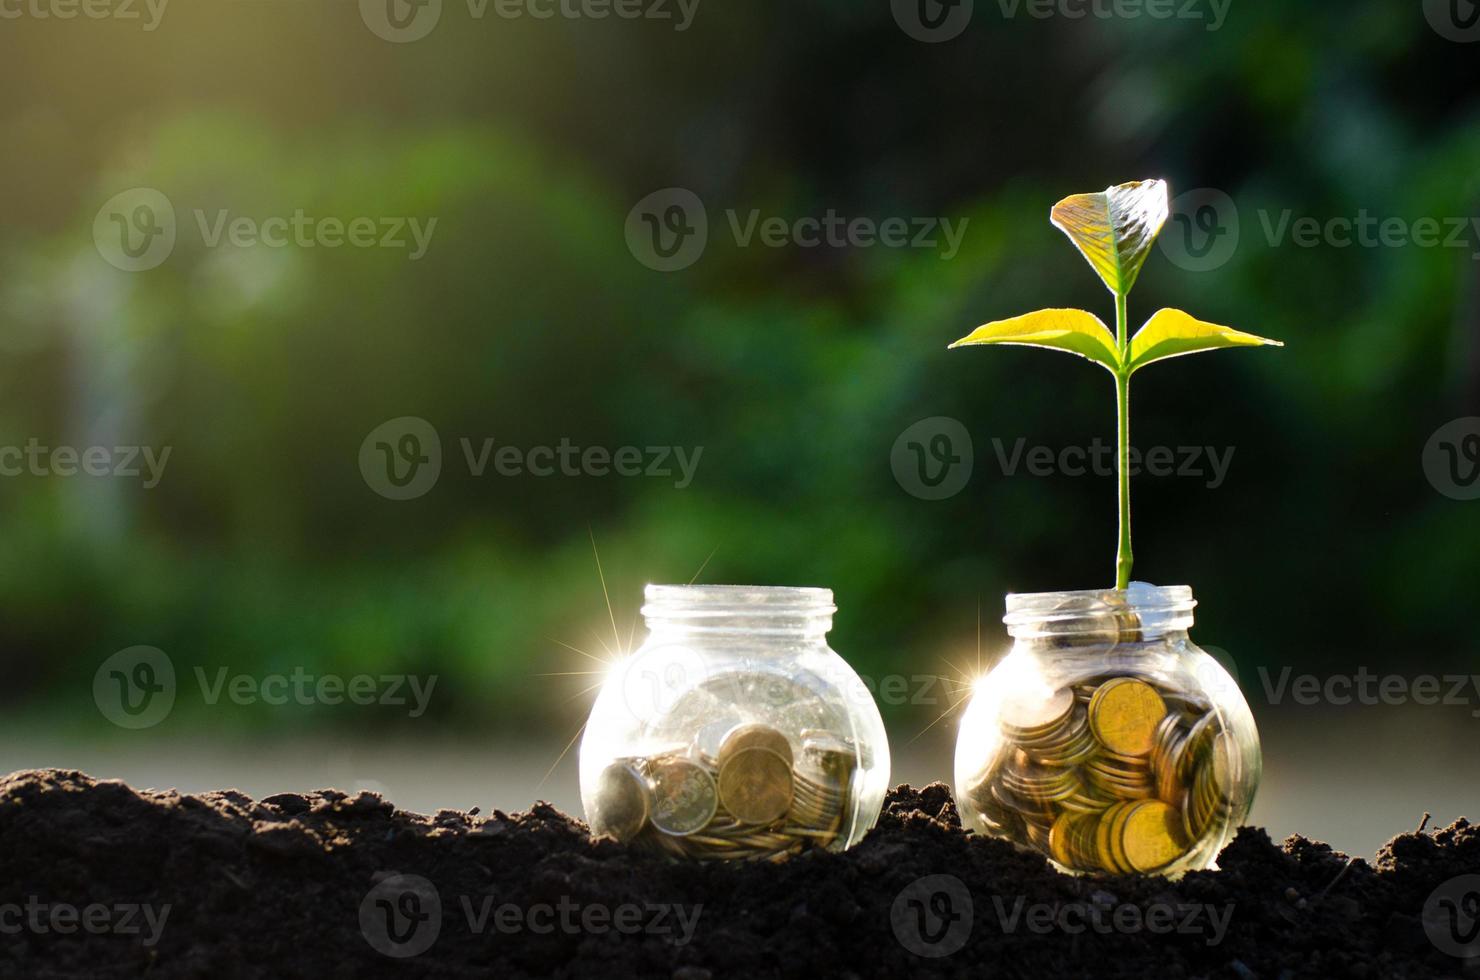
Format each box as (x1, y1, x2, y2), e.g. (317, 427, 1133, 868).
(0, 770, 1476, 979)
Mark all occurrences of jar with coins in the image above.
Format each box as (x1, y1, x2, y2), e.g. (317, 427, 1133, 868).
(955, 584, 1260, 875)
(579, 585, 890, 862)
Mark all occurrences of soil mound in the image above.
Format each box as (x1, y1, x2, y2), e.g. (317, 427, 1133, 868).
(0, 770, 1474, 978)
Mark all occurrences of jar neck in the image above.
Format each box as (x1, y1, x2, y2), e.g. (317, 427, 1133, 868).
(642, 585, 835, 640)
(1003, 583, 1196, 643)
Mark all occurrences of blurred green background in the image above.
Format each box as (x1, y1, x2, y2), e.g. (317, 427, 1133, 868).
(0, 0, 1477, 850)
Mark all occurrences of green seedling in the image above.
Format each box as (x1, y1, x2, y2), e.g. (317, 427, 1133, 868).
(950, 179, 1282, 590)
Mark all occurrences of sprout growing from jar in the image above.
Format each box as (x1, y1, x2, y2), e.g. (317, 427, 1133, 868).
(949, 179, 1282, 590)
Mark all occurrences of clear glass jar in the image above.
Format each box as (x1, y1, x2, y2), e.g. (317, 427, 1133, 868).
(579, 585, 890, 861)
(954, 584, 1260, 875)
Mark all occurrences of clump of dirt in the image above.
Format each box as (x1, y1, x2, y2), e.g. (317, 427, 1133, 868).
(0, 770, 1475, 978)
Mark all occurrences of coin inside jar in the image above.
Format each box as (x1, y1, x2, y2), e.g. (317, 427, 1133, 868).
(648, 758, 719, 836)
(718, 746, 794, 825)
(1207, 730, 1236, 795)
(1000, 685, 1075, 737)
(592, 762, 651, 842)
(718, 723, 794, 768)
(1048, 812, 1080, 868)
(1088, 677, 1167, 757)
(1119, 800, 1188, 872)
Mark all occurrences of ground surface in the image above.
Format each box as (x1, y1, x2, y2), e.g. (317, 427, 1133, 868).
(0, 770, 1475, 978)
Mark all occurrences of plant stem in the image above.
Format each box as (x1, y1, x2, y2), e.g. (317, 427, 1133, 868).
(1114, 291, 1133, 591)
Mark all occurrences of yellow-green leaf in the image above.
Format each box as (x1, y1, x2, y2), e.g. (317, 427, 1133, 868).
(1128, 308, 1283, 374)
(949, 308, 1121, 373)
(1050, 179, 1170, 298)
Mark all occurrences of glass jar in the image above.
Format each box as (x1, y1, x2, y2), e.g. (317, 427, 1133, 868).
(954, 584, 1260, 875)
(579, 585, 890, 861)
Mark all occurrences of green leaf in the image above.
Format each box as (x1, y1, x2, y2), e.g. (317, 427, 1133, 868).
(949, 308, 1122, 373)
(1050, 179, 1170, 298)
(1128, 308, 1284, 374)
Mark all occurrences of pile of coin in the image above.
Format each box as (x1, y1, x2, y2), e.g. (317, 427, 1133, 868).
(589, 723, 858, 862)
(964, 673, 1238, 873)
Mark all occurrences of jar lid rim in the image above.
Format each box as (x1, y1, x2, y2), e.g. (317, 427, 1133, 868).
(643, 584, 836, 616)
(1003, 583, 1195, 626)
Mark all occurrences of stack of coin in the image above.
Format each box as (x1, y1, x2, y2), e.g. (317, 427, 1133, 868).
(1091, 799, 1188, 873)
(1032, 597, 1144, 650)
(789, 732, 853, 839)
(1085, 750, 1155, 801)
(590, 723, 859, 862)
(998, 752, 1083, 825)
(964, 671, 1240, 874)
(1185, 730, 1235, 840)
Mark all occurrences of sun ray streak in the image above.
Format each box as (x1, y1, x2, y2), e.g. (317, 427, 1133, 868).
(686, 547, 717, 586)
(589, 527, 623, 655)
(547, 637, 614, 667)
(906, 641, 988, 746)
(540, 540, 717, 790)
(908, 682, 977, 745)
(537, 720, 588, 792)
(561, 680, 607, 705)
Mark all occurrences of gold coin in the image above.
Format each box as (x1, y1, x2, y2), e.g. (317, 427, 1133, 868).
(1208, 731, 1236, 796)
(1088, 678, 1167, 757)
(1059, 792, 1114, 815)
(1120, 800, 1188, 873)
(640, 827, 691, 858)
(1150, 715, 1188, 805)
(1068, 814, 1101, 870)
(1155, 754, 1185, 807)
(648, 758, 719, 836)
(592, 762, 650, 842)
(702, 817, 747, 838)
(1177, 784, 1202, 841)
(685, 833, 744, 849)
(789, 776, 844, 833)
(1189, 759, 1228, 840)
(1000, 686, 1075, 736)
(1109, 801, 1142, 873)
(1048, 812, 1081, 868)
(1095, 802, 1128, 873)
(1020, 704, 1095, 763)
(718, 746, 794, 825)
(1112, 606, 1143, 643)
(803, 729, 871, 770)
(1085, 753, 1154, 801)
(801, 730, 854, 759)
(719, 723, 794, 768)
(1025, 819, 1052, 851)
(1164, 691, 1213, 719)
(1177, 713, 1218, 781)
